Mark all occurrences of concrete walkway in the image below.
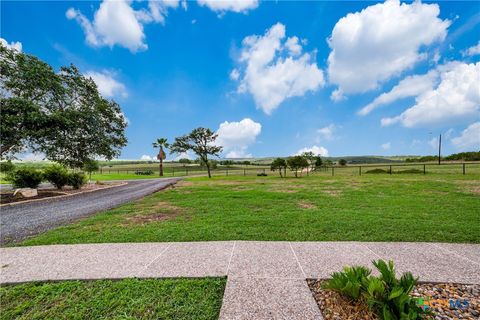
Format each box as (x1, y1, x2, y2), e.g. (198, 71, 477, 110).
(1, 241, 479, 319)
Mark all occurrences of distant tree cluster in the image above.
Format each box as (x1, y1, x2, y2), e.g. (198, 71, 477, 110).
(269, 152, 326, 178)
(0, 44, 128, 168)
(405, 152, 480, 163)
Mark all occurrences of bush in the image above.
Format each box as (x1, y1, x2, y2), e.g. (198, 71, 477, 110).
(396, 169, 423, 174)
(135, 170, 154, 175)
(365, 168, 389, 174)
(68, 172, 87, 189)
(323, 265, 371, 300)
(43, 165, 70, 189)
(324, 260, 427, 320)
(365, 260, 425, 320)
(0, 161, 15, 173)
(257, 173, 267, 176)
(6, 167, 43, 188)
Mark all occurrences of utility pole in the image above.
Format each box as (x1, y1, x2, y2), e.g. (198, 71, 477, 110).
(438, 134, 441, 165)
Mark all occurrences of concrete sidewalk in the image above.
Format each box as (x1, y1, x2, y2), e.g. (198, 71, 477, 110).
(1, 241, 479, 319)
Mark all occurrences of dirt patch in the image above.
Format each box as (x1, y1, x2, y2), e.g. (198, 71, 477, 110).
(298, 201, 316, 209)
(455, 180, 480, 196)
(127, 201, 185, 224)
(176, 180, 194, 187)
(320, 189, 341, 196)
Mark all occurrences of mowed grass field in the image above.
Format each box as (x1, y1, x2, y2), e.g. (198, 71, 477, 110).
(0, 278, 226, 320)
(20, 171, 480, 246)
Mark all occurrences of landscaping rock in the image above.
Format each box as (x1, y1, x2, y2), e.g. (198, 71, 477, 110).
(308, 280, 480, 320)
(13, 188, 38, 198)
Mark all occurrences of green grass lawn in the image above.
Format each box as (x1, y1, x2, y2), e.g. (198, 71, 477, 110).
(0, 278, 226, 320)
(19, 172, 480, 246)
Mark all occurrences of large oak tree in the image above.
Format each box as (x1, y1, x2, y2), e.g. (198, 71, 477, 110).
(0, 44, 128, 167)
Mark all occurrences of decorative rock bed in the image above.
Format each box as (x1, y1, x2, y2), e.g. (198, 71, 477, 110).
(308, 280, 480, 320)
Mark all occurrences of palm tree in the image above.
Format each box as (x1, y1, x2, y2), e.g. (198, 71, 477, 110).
(152, 138, 169, 176)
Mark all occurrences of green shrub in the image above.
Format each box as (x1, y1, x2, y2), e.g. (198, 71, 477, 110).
(68, 172, 87, 189)
(324, 260, 427, 320)
(43, 165, 70, 189)
(364, 260, 424, 320)
(0, 161, 15, 173)
(395, 169, 423, 174)
(6, 167, 43, 188)
(365, 168, 389, 174)
(323, 265, 371, 300)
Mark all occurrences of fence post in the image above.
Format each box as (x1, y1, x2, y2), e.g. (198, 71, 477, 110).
(226, 169, 228, 176)
(186, 168, 188, 176)
(118, 169, 119, 174)
(173, 168, 175, 176)
(244, 169, 246, 176)
(332, 167, 334, 176)
(463, 163, 465, 175)
(359, 166, 361, 176)
(389, 165, 392, 174)
(423, 164, 426, 174)
(101, 169, 103, 174)
(263, 168, 265, 174)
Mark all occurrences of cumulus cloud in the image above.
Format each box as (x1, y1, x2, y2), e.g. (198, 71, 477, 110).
(216, 118, 262, 158)
(0, 38, 22, 52)
(317, 124, 336, 141)
(381, 142, 391, 150)
(85, 70, 128, 98)
(140, 155, 153, 160)
(451, 122, 480, 151)
(232, 23, 324, 114)
(66, 0, 180, 52)
(327, 0, 450, 96)
(359, 70, 439, 116)
(197, 0, 258, 13)
(381, 62, 480, 128)
(295, 145, 329, 157)
(463, 41, 480, 57)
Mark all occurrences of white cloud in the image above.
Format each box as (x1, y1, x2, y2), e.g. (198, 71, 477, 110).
(463, 41, 480, 57)
(0, 38, 22, 52)
(451, 122, 480, 151)
(381, 62, 480, 128)
(295, 145, 329, 157)
(381, 142, 391, 150)
(216, 118, 262, 158)
(66, 0, 180, 53)
(197, 0, 258, 13)
(85, 70, 128, 98)
(140, 155, 153, 160)
(428, 137, 439, 149)
(359, 69, 439, 116)
(229, 68, 240, 81)
(330, 89, 345, 102)
(174, 151, 194, 161)
(317, 124, 336, 141)
(327, 0, 450, 95)
(233, 23, 324, 114)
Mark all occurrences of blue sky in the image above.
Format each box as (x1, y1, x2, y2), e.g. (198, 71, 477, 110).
(2, 0, 479, 160)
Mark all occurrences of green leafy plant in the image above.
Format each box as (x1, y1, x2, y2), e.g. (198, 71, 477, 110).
(325, 260, 427, 320)
(68, 172, 87, 189)
(365, 260, 424, 320)
(43, 165, 70, 189)
(6, 167, 43, 188)
(323, 265, 371, 300)
(0, 161, 15, 173)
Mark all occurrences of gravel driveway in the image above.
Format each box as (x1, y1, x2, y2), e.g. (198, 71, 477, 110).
(0, 178, 180, 245)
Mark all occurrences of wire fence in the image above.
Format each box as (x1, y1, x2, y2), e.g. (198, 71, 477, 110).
(94, 162, 480, 178)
